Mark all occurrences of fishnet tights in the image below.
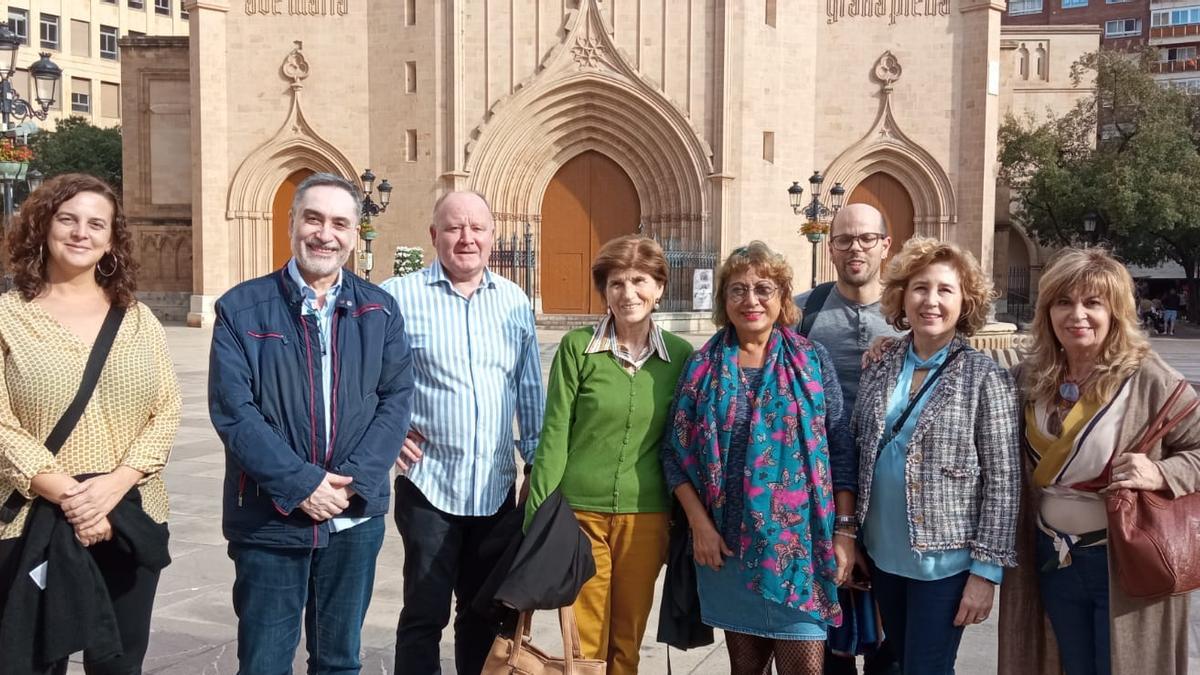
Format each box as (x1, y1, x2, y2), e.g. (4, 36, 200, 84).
(725, 631, 824, 675)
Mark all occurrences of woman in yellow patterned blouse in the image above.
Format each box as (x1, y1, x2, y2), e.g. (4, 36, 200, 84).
(0, 173, 181, 674)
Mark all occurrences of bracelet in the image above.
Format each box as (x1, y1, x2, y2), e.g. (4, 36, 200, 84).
(835, 515, 857, 527)
(834, 530, 857, 540)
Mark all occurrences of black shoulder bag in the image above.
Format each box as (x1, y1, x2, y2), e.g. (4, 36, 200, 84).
(875, 346, 966, 455)
(0, 305, 126, 525)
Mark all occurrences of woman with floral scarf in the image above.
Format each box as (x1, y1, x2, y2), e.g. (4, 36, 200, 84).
(661, 242, 857, 675)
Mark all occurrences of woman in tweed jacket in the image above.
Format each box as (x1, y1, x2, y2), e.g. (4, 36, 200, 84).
(851, 237, 1020, 675)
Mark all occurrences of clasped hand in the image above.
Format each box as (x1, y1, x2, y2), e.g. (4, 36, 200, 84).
(300, 472, 355, 521)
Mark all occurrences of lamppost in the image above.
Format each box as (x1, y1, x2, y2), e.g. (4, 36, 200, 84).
(1083, 211, 1097, 245)
(357, 168, 391, 281)
(0, 25, 60, 282)
(788, 171, 846, 289)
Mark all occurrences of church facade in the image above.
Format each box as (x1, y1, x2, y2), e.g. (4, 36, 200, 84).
(120, 0, 1097, 326)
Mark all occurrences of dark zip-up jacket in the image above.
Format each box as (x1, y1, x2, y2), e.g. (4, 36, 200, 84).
(210, 267, 414, 548)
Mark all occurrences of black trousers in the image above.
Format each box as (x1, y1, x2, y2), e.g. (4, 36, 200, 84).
(392, 477, 514, 675)
(0, 532, 162, 675)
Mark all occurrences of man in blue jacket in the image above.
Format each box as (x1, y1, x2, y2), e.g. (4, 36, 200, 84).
(209, 173, 414, 674)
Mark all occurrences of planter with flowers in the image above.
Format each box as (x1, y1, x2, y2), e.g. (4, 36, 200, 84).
(393, 246, 425, 277)
(799, 219, 830, 244)
(0, 140, 32, 182)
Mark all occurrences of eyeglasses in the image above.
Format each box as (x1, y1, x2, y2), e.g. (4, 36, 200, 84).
(726, 283, 779, 303)
(830, 233, 888, 251)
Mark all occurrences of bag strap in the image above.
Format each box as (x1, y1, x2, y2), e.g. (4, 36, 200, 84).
(1129, 380, 1200, 456)
(507, 611, 532, 668)
(0, 304, 125, 524)
(877, 347, 967, 452)
(558, 606, 584, 672)
(799, 281, 836, 337)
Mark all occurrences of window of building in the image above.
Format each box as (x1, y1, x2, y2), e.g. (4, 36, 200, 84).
(1106, 0, 1132, 3)
(1153, 6, 1200, 27)
(182, 6, 189, 19)
(8, 8, 28, 44)
(405, 61, 417, 93)
(405, 0, 415, 25)
(100, 25, 118, 59)
(101, 0, 116, 4)
(1161, 46, 1198, 62)
(762, 131, 775, 163)
(39, 14, 59, 50)
(155, 0, 170, 15)
(71, 77, 92, 113)
(765, 0, 777, 27)
(101, 82, 120, 118)
(1008, 0, 1043, 15)
(70, 19, 90, 58)
(406, 129, 418, 162)
(1105, 18, 1141, 36)
(1062, 0, 1086, 7)
(129, 0, 145, 10)
(1168, 78, 1200, 94)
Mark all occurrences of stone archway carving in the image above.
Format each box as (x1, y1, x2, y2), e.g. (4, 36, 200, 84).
(225, 41, 358, 280)
(824, 52, 957, 241)
(464, 0, 714, 253)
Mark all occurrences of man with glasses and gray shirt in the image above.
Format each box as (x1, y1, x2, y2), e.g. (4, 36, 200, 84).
(794, 203, 904, 675)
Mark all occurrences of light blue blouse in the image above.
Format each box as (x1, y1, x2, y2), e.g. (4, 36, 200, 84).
(861, 342, 1003, 584)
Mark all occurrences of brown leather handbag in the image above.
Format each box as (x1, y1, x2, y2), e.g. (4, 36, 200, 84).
(1106, 379, 1200, 599)
(481, 607, 607, 675)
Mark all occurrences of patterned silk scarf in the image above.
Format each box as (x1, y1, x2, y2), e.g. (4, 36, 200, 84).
(666, 325, 841, 625)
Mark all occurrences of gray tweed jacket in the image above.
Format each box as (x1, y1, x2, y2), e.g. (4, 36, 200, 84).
(852, 334, 1021, 567)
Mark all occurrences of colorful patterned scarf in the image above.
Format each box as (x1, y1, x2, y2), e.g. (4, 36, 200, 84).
(666, 325, 841, 624)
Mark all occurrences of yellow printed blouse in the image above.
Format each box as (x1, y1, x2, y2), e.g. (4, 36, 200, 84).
(0, 292, 181, 540)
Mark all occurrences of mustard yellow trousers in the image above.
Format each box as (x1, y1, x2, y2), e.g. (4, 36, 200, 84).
(572, 510, 670, 675)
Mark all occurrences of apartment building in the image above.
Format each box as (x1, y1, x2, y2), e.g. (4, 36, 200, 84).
(3, 1, 189, 129)
(1004, 0, 1151, 49)
(1002, 0, 1200, 92)
(1150, 1, 1200, 92)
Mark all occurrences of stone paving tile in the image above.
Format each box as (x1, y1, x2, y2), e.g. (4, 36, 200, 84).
(65, 323, 1200, 674)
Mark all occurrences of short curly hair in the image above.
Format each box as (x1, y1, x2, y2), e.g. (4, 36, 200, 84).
(712, 241, 800, 328)
(6, 173, 138, 307)
(880, 236, 994, 336)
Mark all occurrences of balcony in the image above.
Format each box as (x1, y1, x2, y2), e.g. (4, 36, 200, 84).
(1153, 58, 1200, 73)
(1152, 24, 1200, 39)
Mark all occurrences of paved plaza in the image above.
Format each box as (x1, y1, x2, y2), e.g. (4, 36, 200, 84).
(63, 322, 1200, 674)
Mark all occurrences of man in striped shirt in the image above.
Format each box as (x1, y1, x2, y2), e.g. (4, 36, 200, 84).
(379, 191, 544, 675)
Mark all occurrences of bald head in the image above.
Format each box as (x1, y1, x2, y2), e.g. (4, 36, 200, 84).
(430, 190, 496, 286)
(831, 203, 886, 238)
(828, 202, 891, 290)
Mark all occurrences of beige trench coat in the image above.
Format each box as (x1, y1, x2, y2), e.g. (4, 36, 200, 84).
(998, 352, 1200, 675)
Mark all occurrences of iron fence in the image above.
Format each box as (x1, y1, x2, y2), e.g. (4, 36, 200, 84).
(487, 222, 536, 299)
(1006, 265, 1033, 323)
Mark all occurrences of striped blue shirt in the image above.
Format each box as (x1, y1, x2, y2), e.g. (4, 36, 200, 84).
(378, 262, 544, 516)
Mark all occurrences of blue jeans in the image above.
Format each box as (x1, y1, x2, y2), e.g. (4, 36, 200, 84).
(869, 562, 969, 675)
(228, 516, 386, 675)
(1035, 530, 1111, 675)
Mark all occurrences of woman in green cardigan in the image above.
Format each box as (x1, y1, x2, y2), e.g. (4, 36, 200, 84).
(524, 234, 693, 675)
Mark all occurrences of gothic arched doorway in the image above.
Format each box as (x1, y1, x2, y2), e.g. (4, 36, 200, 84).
(271, 168, 315, 271)
(847, 172, 915, 257)
(540, 151, 640, 314)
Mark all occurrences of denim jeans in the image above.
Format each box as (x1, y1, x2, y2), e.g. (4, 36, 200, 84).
(1035, 530, 1111, 675)
(393, 476, 514, 675)
(869, 562, 969, 675)
(228, 516, 386, 675)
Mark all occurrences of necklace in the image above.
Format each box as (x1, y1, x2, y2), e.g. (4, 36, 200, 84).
(1058, 367, 1095, 405)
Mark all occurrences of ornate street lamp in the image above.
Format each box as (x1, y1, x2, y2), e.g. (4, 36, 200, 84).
(788, 171, 846, 289)
(1083, 211, 1097, 245)
(357, 168, 392, 281)
(0, 26, 61, 272)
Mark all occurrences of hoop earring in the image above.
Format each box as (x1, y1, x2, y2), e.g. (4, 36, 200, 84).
(37, 245, 44, 269)
(97, 254, 118, 278)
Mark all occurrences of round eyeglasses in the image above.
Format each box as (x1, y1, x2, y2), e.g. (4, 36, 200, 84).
(726, 283, 779, 303)
(830, 233, 888, 251)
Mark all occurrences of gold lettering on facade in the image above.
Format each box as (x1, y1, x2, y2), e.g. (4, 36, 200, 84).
(828, 0, 949, 23)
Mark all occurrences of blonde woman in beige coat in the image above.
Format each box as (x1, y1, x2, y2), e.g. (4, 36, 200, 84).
(998, 247, 1200, 675)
